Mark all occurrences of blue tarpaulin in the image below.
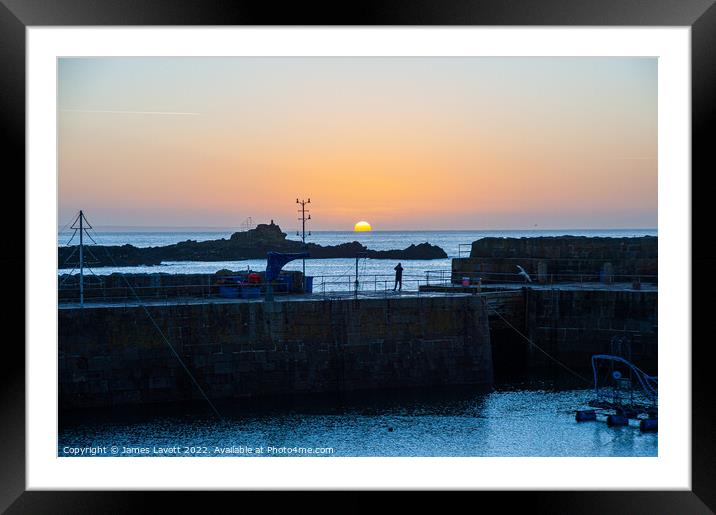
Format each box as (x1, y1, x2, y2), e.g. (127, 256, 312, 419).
(265, 251, 309, 282)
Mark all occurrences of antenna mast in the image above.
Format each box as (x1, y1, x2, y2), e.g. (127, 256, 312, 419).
(241, 216, 254, 232)
(69, 210, 94, 306)
(296, 198, 311, 291)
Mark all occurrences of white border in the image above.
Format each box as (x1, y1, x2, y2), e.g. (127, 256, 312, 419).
(27, 27, 690, 490)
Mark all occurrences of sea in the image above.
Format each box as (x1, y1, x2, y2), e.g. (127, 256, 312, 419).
(57, 228, 657, 292)
(57, 228, 658, 458)
(58, 381, 657, 458)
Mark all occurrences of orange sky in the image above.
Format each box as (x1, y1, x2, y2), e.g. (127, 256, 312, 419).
(58, 57, 657, 230)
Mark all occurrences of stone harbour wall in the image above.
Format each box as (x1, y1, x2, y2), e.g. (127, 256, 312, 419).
(59, 296, 493, 409)
(524, 288, 658, 374)
(453, 236, 657, 284)
(57, 271, 306, 302)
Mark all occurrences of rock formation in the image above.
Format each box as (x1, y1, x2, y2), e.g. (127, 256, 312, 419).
(58, 221, 447, 268)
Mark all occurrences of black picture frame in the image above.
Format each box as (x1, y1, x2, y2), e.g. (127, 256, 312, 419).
(3, 0, 713, 511)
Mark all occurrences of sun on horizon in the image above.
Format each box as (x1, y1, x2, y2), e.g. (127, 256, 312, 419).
(354, 221, 372, 232)
(57, 57, 657, 230)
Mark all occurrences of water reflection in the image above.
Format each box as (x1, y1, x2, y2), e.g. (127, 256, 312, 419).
(58, 384, 657, 457)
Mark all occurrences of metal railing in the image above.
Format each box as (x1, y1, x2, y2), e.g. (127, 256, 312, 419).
(426, 269, 657, 285)
(311, 273, 447, 297)
(57, 272, 488, 306)
(57, 268, 656, 306)
(425, 269, 452, 285)
(457, 243, 472, 258)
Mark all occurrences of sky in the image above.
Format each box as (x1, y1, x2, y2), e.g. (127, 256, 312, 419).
(58, 57, 657, 231)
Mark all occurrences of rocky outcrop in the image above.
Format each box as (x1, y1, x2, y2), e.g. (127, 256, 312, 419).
(58, 222, 447, 268)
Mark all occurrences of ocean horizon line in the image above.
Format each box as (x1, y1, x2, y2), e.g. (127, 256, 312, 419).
(58, 226, 658, 233)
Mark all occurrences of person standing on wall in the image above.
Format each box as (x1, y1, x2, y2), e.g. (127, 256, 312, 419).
(393, 262, 404, 292)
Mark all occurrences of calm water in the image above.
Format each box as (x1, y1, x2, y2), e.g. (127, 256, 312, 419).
(57, 229, 658, 457)
(58, 383, 657, 457)
(58, 229, 657, 286)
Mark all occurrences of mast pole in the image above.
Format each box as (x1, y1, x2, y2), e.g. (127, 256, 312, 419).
(79, 210, 84, 306)
(297, 198, 311, 292)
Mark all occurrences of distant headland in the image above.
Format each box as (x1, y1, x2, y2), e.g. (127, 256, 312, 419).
(57, 221, 448, 268)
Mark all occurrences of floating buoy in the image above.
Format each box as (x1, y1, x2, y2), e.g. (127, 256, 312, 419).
(576, 409, 597, 422)
(640, 419, 658, 432)
(607, 414, 629, 426)
(617, 408, 638, 419)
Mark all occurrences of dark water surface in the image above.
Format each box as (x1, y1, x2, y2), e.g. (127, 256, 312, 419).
(58, 383, 657, 457)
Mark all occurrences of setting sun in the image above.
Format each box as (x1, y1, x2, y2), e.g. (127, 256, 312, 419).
(354, 221, 372, 232)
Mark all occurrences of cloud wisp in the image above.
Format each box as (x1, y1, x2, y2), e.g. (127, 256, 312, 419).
(60, 109, 200, 116)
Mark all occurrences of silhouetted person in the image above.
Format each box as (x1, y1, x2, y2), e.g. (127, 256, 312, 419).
(393, 262, 404, 291)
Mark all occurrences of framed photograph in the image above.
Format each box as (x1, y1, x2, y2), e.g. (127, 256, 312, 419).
(5, 0, 714, 511)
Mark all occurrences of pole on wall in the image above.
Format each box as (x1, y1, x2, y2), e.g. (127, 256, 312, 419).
(296, 198, 311, 292)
